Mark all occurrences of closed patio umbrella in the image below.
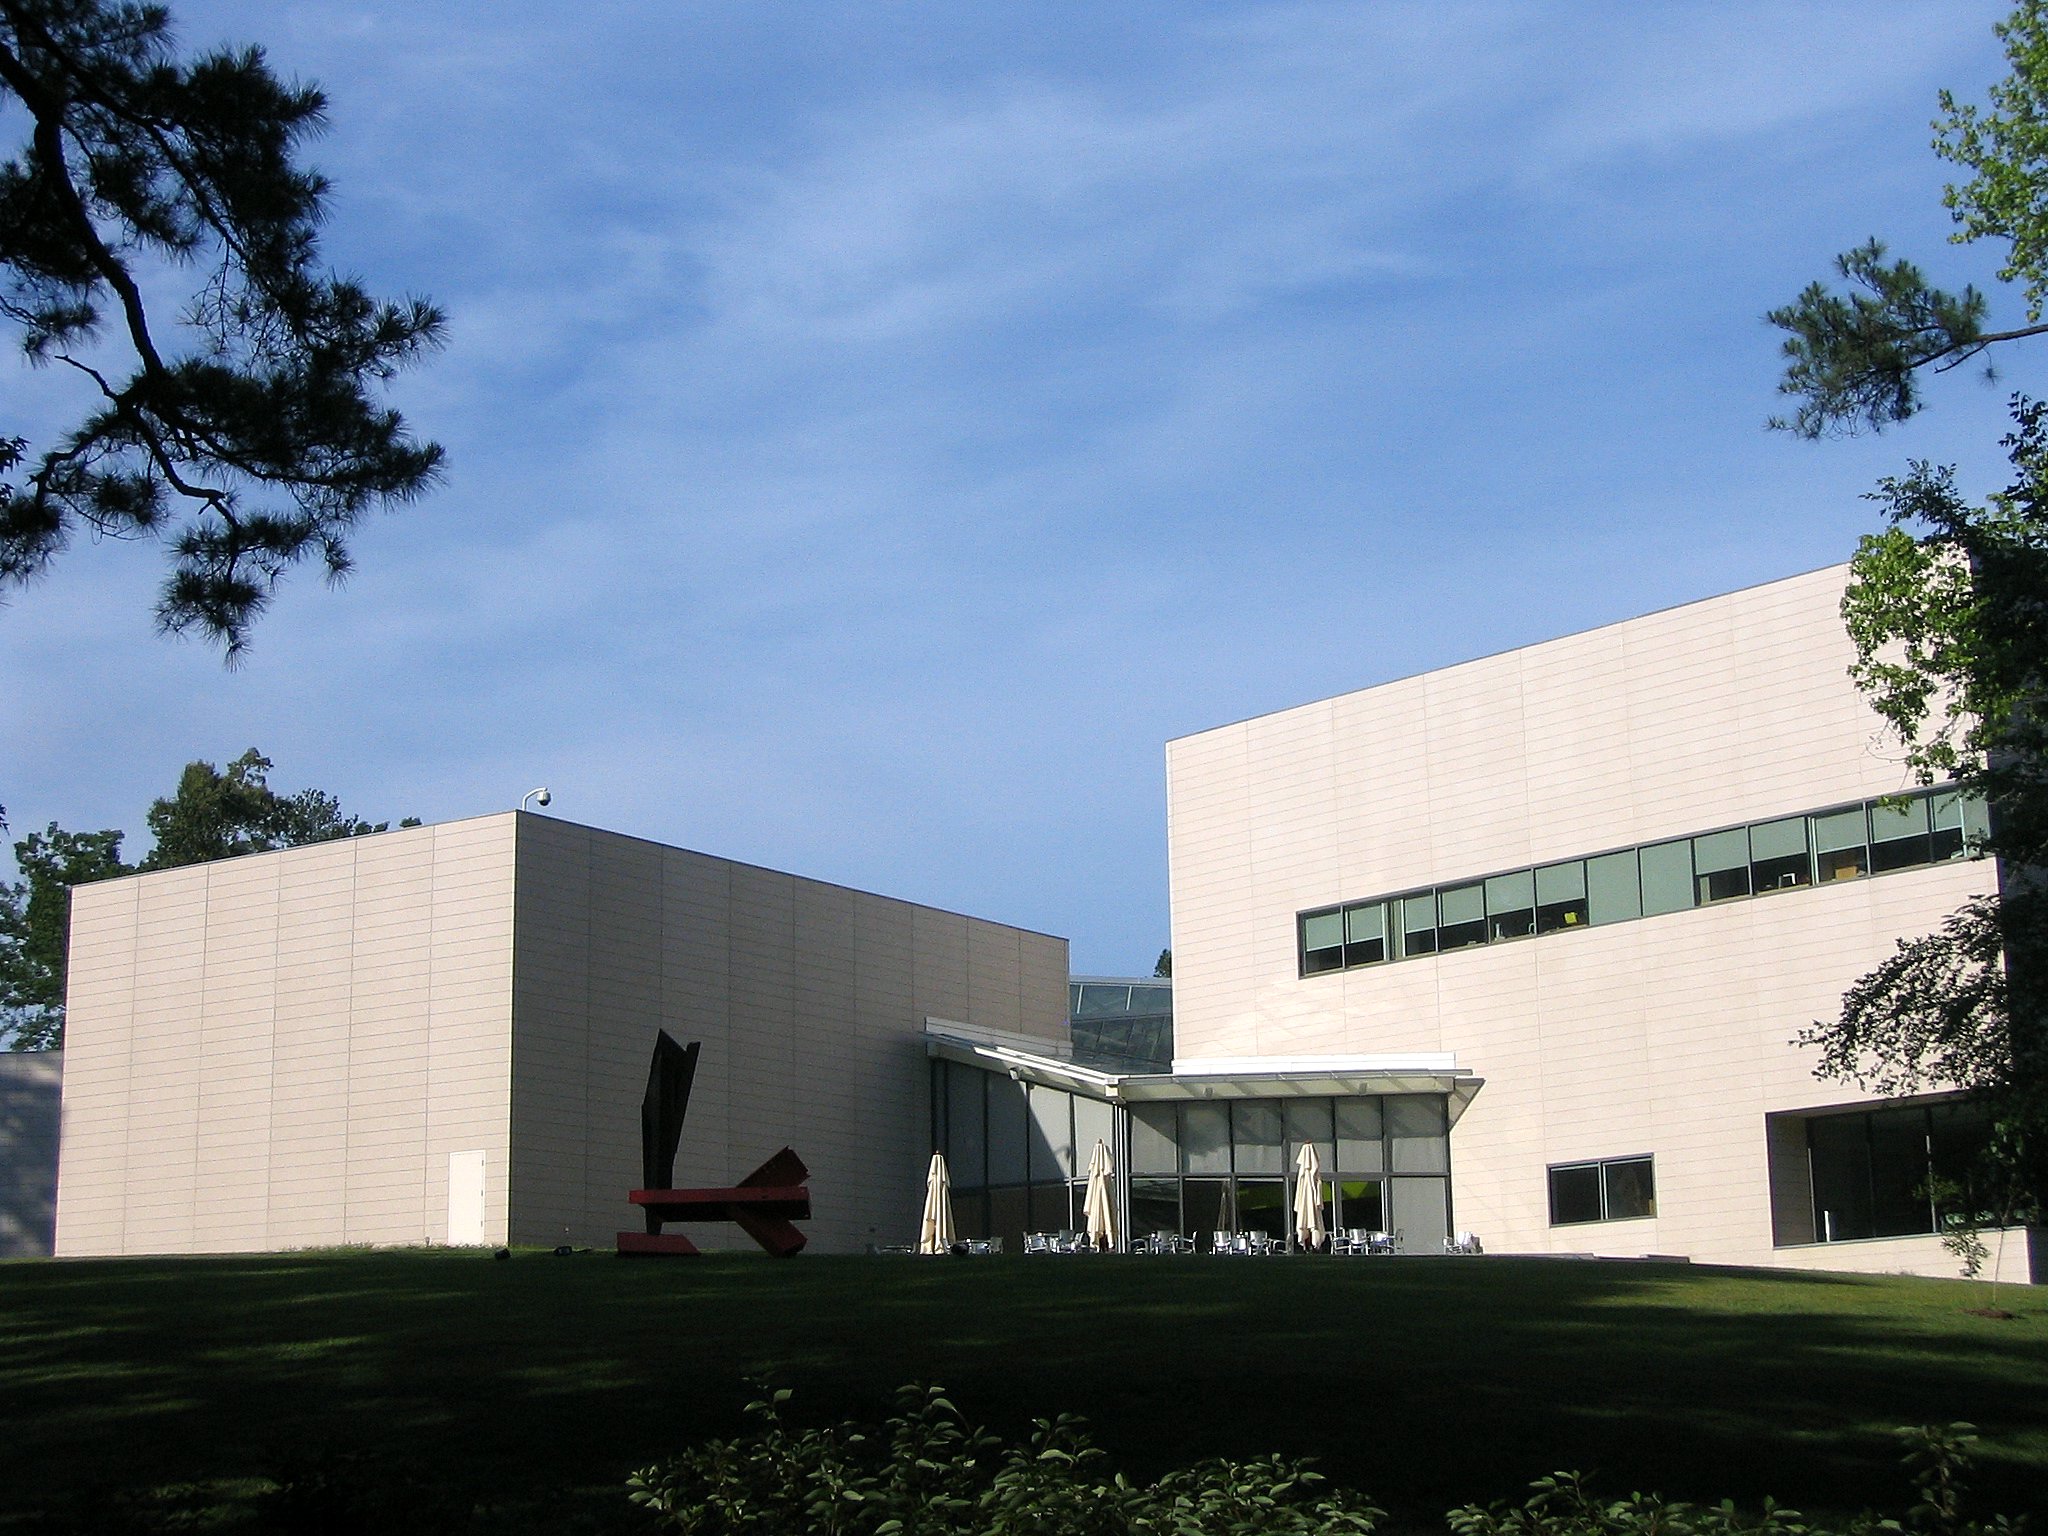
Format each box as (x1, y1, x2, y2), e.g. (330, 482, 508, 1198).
(1293, 1143, 1327, 1251)
(918, 1152, 955, 1255)
(1083, 1138, 1116, 1252)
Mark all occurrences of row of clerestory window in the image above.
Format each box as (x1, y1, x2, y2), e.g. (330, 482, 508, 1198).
(1299, 785, 1990, 977)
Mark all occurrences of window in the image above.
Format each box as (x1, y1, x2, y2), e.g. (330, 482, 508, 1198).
(1387, 1095, 1449, 1172)
(1123, 1095, 1449, 1248)
(1586, 849, 1641, 925)
(1870, 797, 1934, 873)
(1301, 909, 1344, 975)
(1813, 807, 1868, 882)
(1749, 815, 1810, 893)
(1130, 1104, 1177, 1175)
(1801, 1099, 1993, 1243)
(1548, 1155, 1655, 1224)
(1399, 893, 1437, 957)
(1485, 869, 1535, 940)
(1535, 860, 1588, 933)
(1344, 902, 1387, 967)
(1692, 827, 1750, 904)
(1231, 1100, 1284, 1174)
(1638, 839, 1694, 917)
(1437, 882, 1486, 950)
(1181, 1102, 1231, 1175)
(1298, 784, 1984, 979)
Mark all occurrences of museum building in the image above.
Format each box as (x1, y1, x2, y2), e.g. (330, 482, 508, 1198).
(33, 563, 2037, 1279)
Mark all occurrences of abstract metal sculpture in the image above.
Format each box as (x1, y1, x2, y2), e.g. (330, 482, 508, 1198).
(640, 1032, 700, 1231)
(616, 1031, 811, 1258)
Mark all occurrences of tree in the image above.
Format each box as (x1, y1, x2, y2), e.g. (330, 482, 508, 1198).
(1775, 3, 2048, 1234)
(1793, 409, 2048, 1220)
(0, 0, 444, 654)
(0, 822, 126, 1049)
(0, 748, 410, 1049)
(138, 747, 401, 868)
(1768, 1, 2048, 437)
(1153, 947, 1172, 979)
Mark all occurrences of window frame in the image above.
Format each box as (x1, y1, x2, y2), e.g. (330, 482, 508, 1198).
(1547, 1154, 1657, 1226)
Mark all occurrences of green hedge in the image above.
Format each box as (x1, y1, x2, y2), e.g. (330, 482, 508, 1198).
(629, 1388, 2027, 1536)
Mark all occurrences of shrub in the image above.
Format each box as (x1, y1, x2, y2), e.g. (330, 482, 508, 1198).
(626, 1384, 1384, 1536)
(631, 1394, 2028, 1536)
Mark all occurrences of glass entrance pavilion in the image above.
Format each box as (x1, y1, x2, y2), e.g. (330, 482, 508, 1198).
(925, 1020, 1484, 1254)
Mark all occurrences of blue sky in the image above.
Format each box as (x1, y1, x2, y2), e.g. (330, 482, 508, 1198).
(1, 1, 2034, 975)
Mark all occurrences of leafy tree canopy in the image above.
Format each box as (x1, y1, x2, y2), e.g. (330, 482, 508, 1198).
(0, 748, 412, 1048)
(1798, 399, 2048, 1221)
(0, 0, 443, 654)
(0, 822, 124, 1050)
(1769, 0, 2048, 436)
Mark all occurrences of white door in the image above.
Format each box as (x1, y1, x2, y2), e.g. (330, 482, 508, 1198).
(447, 1150, 487, 1245)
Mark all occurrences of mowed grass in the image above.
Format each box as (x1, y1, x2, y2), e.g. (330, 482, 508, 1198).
(0, 1250, 2043, 1531)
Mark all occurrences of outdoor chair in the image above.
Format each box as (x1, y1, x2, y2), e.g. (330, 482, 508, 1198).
(1445, 1230, 1482, 1254)
(1024, 1232, 1053, 1255)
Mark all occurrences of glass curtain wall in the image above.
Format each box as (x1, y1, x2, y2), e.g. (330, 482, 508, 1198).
(933, 1061, 1116, 1250)
(1129, 1093, 1451, 1251)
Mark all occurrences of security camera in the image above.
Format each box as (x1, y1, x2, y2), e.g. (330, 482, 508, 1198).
(536, 789, 551, 807)
(521, 787, 552, 812)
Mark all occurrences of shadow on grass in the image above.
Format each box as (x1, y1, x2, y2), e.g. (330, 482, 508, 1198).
(0, 1251, 2042, 1531)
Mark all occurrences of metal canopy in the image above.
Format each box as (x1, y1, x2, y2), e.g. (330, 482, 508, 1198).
(924, 1019, 1485, 1124)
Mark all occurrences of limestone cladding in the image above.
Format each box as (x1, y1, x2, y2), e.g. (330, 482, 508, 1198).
(55, 812, 1066, 1256)
(1164, 565, 2019, 1280)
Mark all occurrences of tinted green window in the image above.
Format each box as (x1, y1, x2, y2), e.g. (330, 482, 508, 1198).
(1181, 1103, 1230, 1175)
(1870, 797, 1933, 872)
(1232, 1101, 1284, 1174)
(1400, 893, 1438, 956)
(1693, 827, 1750, 904)
(1749, 815, 1810, 892)
(987, 1078, 1029, 1185)
(1438, 882, 1486, 950)
(1586, 849, 1641, 925)
(1387, 1095, 1449, 1173)
(1129, 1104, 1176, 1175)
(1344, 902, 1387, 966)
(1930, 789, 1990, 861)
(1284, 1098, 1335, 1171)
(1302, 910, 1344, 974)
(1813, 806, 1868, 882)
(1335, 1098, 1384, 1172)
(1073, 984, 1132, 1017)
(1485, 869, 1535, 940)
(1639, 839, 1695, 917)
(1535, 860, 1588, 933)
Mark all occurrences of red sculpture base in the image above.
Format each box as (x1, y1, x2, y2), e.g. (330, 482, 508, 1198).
(618, 1147, 810, 1258)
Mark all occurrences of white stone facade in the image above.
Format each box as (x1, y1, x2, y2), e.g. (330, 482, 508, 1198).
(1164, 565, 2027, 1281)
(55, 813, 1067, 1256)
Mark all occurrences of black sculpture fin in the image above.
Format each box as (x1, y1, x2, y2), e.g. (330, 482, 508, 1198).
(641, 1031, 700, 1196)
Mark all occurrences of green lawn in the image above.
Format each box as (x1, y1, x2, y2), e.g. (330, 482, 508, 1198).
(0, 1250, 2042, 1532)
